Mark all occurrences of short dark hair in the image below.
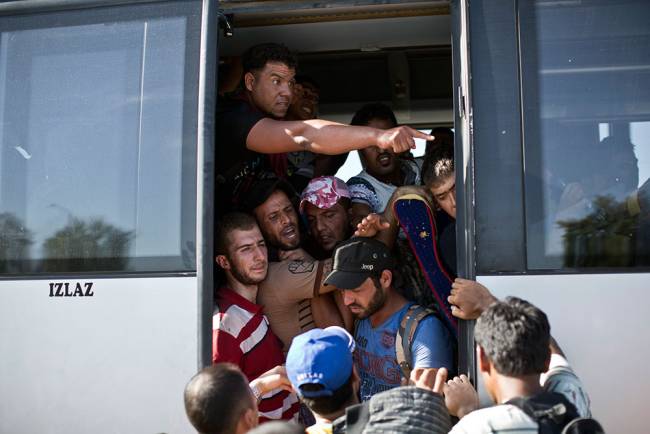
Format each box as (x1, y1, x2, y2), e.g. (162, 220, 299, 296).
(300, 375, 355, 417)
(350, 102, 397, 127)
(184, 364, 253, 434)
(215, 212, 258, 256)
(422, 141, 454, 188)
(475, 297, 551, 376)
(242, 43, 298, 75)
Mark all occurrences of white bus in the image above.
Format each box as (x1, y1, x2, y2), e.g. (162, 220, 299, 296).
(0, 0, 647, 433)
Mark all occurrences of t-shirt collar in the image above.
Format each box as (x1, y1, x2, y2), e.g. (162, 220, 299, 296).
(219, 286, 262, 313)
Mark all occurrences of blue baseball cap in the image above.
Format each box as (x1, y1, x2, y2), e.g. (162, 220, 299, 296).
(286, 327, 355, 398)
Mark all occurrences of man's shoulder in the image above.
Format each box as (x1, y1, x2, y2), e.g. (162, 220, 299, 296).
(450, 405, 537, 434)
(216, 95, 254, 115)
(213, 300, 258, 338)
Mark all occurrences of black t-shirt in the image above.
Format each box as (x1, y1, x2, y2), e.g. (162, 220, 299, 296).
(215, 96, 266, 184)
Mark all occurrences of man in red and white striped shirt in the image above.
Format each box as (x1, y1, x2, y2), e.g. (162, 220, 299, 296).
(213, 212, 299, 422)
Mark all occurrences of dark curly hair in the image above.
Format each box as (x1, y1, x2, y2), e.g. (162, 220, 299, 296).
(242, 43, 298, 74)
(475, 296, 551, 376)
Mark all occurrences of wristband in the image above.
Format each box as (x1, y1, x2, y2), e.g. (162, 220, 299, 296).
(250, 383, 262, 402)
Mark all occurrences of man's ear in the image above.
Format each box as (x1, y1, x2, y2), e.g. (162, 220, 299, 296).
(380, 269, 393, 289)
(477, 345, 491, 374)
(236, 407, 258, 434)
(244, 72, 256, 92)
(216, 255, 230, 270)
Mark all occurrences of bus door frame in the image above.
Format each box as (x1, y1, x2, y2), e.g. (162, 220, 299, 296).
(451, 0, 477, 381)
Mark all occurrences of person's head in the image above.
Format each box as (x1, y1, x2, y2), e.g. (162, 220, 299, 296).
(184, 363, 258, 434)
(324, 238, 396, 319)
(300, 176, 351, 253)
(425, 127, 454, 155)
(286, 327, 359, 419)
(287, 75, 320, 120)
(351, 103, 400, 178)
(474, 297, 551, 403)
(242, 43, 298, 118)
(422, 142, 456, 218)
(246, 178, 301, 250)
(215, 212, 268, 285)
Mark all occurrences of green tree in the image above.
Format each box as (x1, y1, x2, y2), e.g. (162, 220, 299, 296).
(43, 217, 132, 272)
(0, 213, 33, 273)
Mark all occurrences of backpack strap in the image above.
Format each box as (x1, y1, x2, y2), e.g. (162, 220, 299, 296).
(395, 304, 434, 379)
(506, 392, 580, 434)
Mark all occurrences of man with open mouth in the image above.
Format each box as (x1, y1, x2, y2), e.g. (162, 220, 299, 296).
(242, 177, 352, 354)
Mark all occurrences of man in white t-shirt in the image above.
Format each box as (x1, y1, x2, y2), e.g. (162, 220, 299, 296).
(442, 292, 595, 433)
(346, 103, 422, 226)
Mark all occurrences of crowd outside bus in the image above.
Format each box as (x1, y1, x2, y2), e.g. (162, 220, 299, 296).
(188, 41, 608, 433)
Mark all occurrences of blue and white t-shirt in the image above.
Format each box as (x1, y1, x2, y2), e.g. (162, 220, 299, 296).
(348, 159, 421, 213)
(354, 302, 454, 401)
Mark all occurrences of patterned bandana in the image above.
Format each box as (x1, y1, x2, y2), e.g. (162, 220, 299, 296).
(300, 176, 350, 212)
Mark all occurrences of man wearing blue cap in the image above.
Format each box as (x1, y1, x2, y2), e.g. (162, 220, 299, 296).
(286, 327, 360, 434)
(324, 237, 454, 401)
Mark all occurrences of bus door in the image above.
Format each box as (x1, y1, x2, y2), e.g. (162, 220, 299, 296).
(0, 1, 216, 432)
(456, 0, 650, 432)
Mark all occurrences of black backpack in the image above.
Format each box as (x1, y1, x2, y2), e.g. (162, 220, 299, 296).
(507, 392, 605, 434)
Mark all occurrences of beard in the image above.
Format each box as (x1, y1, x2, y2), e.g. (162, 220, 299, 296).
(352, 283, 386, 319)
(229, 260, 266, 285)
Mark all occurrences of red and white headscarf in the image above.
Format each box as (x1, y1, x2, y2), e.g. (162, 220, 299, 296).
(300, 176, 351, 212)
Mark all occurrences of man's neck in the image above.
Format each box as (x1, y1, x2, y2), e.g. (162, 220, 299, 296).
(370, 289, 407, 328)
(371, 167, 402, 186)
(314, 395, 359, 424)
(493, 374, 544, 404)
(226, 276, 258, 304)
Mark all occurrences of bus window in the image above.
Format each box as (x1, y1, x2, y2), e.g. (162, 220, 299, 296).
(520, 0, 650, 270)
(0, 3, 200, 275)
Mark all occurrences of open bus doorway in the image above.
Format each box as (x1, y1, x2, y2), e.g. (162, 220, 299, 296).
(213, 0, 462, 386)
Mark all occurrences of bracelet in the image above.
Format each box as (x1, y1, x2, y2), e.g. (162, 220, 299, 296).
(250, 383, 263, 402)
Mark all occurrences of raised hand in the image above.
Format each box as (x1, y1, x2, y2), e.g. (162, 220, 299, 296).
(354, 213, 390, 238)
(409, 367, 448, 395)
(448, 278, 497, 320)
(444, 374, 479, 418)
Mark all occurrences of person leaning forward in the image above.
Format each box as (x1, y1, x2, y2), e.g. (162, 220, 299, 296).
(215, 43, 432, 212)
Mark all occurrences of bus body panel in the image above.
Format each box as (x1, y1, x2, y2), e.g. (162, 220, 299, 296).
(0, 276, 198, 434)
(478, 273, 649, 434)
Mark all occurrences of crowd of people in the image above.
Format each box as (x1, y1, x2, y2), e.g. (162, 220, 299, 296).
(183, 42, 605, 433)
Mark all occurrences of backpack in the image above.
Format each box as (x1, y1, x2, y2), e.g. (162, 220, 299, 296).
(352, 304, 450, 380)
(507, 392, 605, 434)
(395, 304, 434, 379)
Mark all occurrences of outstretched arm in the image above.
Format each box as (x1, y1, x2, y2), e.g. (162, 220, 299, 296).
(247, 118, 433, 155)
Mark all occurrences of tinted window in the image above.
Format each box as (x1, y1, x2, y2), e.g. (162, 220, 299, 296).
(521, 0, 650, 270)
(0, 3, 200, 274)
